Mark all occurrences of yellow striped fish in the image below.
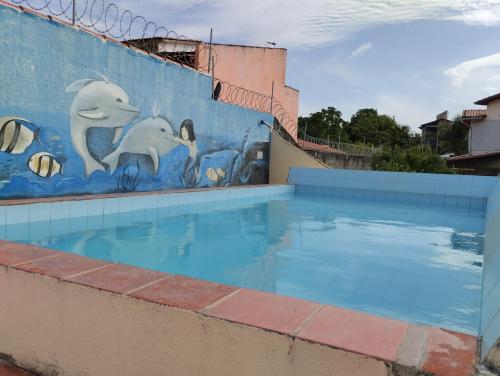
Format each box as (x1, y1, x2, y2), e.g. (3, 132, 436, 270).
(206, 167, 226, 182)
(28, 152, 63, 178)
(0, 116, 39, 154)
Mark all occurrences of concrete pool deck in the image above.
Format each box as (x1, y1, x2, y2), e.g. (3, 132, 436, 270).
(0, 239, 478, 376)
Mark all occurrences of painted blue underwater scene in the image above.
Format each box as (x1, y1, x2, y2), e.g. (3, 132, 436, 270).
(0, 6, 272, 198)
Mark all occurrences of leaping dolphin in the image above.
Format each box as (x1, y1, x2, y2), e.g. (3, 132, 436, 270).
(102, 116, 179, 175)
(66, 79, 139, 177)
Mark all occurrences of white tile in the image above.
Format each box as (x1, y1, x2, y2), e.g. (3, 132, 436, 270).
(50, 201, 70, 221)
(0, 206, 5, 226)
(141, 195, 157, 210)
(157, 194, 172, 208)
(69, 200, 87, 218)
(103, 198, 120, 215)
(5, 205, 29, 225)
(118, 197, 133, 213)
(87, 199, 104, 216)
(29, 203, 50, 222)
(131, 196, 142, 211)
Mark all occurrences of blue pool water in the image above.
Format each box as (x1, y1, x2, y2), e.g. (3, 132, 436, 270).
(10, 192, 485, 334)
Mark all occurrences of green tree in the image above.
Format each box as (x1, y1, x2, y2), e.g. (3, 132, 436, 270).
(409, 132, 422, 147)
(438, 117, 468, 155)
(371, 146, 450, 174)
(345, 108, 412, 148)
(298, 107, 349, 141)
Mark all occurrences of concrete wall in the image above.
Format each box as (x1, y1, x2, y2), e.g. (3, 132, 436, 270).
(198, 44, 299, 139)
(0, 267, 390, 376)
(269, 132, 328, 184)
(0, 4, 273, 199)
(482, 179, 500, 359)
(304, 151, 372, 170)
(288, 168, 497, 200)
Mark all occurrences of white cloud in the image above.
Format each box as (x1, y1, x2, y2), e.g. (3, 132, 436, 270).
(374, 93, 434, 131)
(350, 43, 372, 58)
(444, 52, 500, 87)
(137, 0, 500, 48)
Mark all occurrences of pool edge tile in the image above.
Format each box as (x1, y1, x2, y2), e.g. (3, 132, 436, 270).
(420, 327, 477, 376)
(296, 305, 408, 362)
(129, 274, 237, 311)
(0, 241, 61, 266)
(66, 263, 168, 294)
(15, 253, 111, 279)
(205, 289, 321, 335)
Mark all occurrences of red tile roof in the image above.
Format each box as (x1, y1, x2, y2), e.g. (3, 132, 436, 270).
(297, 139, 346, 155)
(461, 109, 487, 120)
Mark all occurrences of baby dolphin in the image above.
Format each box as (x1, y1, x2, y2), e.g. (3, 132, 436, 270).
(102, 116, 179, 175)
(0, 116, 40, 154)
(66, 79, 139, 177)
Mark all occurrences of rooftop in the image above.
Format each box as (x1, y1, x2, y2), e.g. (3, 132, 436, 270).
(461, 109, 487, 121)
(418, 118, 453, 129)
(297, 139, 346, 155)
(474, 92, 500, 106)
(447, 150, 500, 161)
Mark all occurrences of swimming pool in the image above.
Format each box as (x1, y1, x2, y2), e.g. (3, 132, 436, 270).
(6, 188, 484, 335)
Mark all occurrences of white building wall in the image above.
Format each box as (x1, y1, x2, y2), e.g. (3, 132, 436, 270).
(471, 99, 500, 154)
(487, 100, 500, 120)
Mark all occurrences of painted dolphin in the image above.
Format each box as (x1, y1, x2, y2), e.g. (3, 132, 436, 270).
(66, 79, 139, 177)
(102, 116, 179, 175)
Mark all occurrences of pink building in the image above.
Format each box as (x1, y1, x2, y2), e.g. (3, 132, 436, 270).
(131, 38, 300, 140)
(197, 43, 299, 139)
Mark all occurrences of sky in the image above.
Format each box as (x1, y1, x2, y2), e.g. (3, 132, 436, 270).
(124, 0, 500, 131)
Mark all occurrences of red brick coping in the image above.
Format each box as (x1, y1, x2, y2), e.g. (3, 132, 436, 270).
(0, 360, 36, 376)
(0, 240, 478, 376)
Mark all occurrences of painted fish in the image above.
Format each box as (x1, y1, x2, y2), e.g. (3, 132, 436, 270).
(28, 152, 63, 178)
(0, 117, 39, 154)
(206, 167, 226, 182)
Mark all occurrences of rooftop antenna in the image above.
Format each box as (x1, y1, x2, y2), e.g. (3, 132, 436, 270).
(265, 41, 276, 47)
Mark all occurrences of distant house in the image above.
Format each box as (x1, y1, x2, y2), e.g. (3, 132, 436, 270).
(447, 93, 500, 175)
(463, 93, 500, 154)
(419, 111, 453, 151)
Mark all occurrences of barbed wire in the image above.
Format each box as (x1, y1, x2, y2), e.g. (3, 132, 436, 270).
(213, 79, 299, 141)
(8, 0, 206, 66)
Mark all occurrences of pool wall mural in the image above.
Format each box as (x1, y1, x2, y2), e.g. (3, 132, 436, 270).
(0, 5, 273, 199)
